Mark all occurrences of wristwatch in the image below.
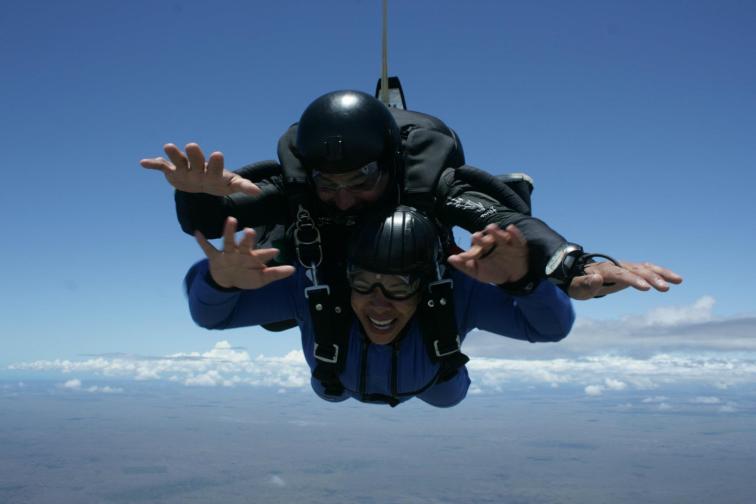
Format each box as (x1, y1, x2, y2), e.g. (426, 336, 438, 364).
(545, 242, 584, 287)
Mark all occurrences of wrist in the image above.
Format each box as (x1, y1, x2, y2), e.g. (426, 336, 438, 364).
(498, 271, 541, 296)
(204, 271, 240, 292)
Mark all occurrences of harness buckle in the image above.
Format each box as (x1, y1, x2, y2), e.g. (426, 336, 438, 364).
(428, 278, 454, 292)
(314, 343, 339, 364)
(433, 336, 462, 358)
(304, 284, 331, 298)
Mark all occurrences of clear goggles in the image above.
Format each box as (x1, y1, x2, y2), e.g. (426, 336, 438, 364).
(346, 266, 422, 301)
(312, 162, 384, 193)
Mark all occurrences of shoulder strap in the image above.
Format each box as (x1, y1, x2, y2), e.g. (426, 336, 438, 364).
(417, 278, 470, 381)
(289, 205, 353, 397)
(307, 282, 352, 397)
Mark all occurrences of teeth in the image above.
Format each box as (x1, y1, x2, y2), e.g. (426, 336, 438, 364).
(369, 316, 395, 329)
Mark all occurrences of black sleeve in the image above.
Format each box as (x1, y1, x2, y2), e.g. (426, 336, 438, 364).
(436, 170, 571, 281)
(174, 176, 289, 239)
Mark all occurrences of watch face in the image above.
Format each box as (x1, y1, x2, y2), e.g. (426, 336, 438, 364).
(545, 244, 581, 277)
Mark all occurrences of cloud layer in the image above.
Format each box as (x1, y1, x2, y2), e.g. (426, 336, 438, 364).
(465, 296, 756, 358)
(10, 341, 310, 389)
(8, 297, 756, 398)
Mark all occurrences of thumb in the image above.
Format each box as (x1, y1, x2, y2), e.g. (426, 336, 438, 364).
(234, 177, 262, 196)
(194, 230, 218, 258)
(447, 254, 476, 277)
(568, 273, 603, 300)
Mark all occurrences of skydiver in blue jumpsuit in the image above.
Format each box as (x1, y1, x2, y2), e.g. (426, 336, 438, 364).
(185, 206, 575, 407)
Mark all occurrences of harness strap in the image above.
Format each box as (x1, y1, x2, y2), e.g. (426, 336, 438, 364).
(292, 204, 353, 397)
(307, 283, 353, 397)
(355, 337, 459, 408)
(418, 279, 470, 381)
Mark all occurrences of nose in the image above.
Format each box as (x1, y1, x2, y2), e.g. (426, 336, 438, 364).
(368, 287, 392, 307)
(333, 189, 357, 211)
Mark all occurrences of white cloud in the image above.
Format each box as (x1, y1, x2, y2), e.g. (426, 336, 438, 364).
(12, 341, 756, 398)
(637, 296, 716, 327)
(604, 378, 627, 391)
(8, 298, 756, 399)
(55, 378, 123, 394)
(269, 475, 286, 487)
(61, 378, 81, 390)
(585, 385, 603, 396)
(11, 341, 310, 390)
(466, 296, 756, 359)
(719, 402, 738, 413)
(467, 353, 756, 394)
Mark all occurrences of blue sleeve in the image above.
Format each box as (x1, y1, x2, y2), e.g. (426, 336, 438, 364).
(309, 377, 349, 403)
(417, 367, 471, 408)
(184, 259, 302, 330)
(454, 271, 575, 343)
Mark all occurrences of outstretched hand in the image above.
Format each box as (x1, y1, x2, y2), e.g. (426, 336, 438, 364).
(447, 224, 529, 285)
(568, 260, 683, 300)
(140, 143, 261, 196)
(195, 217, 295, 290)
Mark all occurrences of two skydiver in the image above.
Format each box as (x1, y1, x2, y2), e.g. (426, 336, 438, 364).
(142, 90, 681, 406)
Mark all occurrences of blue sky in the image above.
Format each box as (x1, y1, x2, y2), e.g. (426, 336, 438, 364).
(2, 0, 755, 383)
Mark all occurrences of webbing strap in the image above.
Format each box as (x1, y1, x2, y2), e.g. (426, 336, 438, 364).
(307, 282, 352, 398)
(418, 279, 470, 375)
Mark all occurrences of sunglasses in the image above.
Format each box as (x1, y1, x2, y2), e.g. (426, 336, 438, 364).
(347, 268, 422, 301)
(312, 162, 384, 193)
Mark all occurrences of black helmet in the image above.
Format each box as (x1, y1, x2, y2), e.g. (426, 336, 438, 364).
(295, 90, 402, 174)
(347, 206, 440, 280)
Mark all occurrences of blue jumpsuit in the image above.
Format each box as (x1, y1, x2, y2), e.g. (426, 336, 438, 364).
(185, 260, 575, 407)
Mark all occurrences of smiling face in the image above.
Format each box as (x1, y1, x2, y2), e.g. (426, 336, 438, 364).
(350, 285, 420, 345)
(344, 207, 438, 344)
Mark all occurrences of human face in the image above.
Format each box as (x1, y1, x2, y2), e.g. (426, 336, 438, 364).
(312, 162, 389, 211)
(350, 272, 421, 345)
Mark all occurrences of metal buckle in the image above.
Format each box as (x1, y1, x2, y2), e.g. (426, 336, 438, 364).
(314, 343, 339, 364)
(433, 336, 461, 358)
(293, 222, 321, 246)
(304, 285, 330, 299)
(294, 226, 322, 268)
(428, 278, 454, 292)
(294, 206, 323, 268)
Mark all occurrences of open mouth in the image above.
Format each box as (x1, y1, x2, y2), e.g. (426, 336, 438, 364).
(368, 316, 397, 332)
